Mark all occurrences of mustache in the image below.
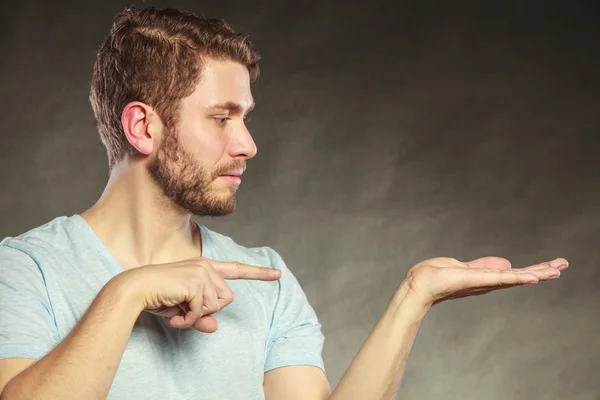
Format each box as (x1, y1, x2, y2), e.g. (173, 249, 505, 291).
(213, 161, 247, 177)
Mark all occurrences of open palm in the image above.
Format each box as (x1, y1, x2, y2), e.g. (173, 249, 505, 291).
(406, 256, 569, 306)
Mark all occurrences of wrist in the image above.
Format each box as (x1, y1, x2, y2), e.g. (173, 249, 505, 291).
(103, 272, 146, 315)
(388, 279, 432, 322)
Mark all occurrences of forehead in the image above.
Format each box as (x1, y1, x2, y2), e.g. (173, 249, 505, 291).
(186, 57, 254, 109)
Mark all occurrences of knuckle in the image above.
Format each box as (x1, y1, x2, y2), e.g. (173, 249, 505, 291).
(193, 258, 209, 268)
(189, 256, 211, 268)
(223, 290, 234, 305)
(205, 304, 219, 314)
(188, 257, 203, 266)
(189, 267, 209, 286)
(195, 267, 209, 279)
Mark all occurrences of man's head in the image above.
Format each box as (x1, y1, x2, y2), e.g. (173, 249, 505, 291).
(89, 7, 260, 216)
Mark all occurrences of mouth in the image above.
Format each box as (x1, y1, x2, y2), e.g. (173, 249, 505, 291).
(218, 170, 244, 185)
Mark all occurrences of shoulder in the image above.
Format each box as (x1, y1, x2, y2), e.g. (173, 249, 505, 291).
(0, 216, 75, 257)
(199, 224, 287, 271)
(0, 217, 71, 284)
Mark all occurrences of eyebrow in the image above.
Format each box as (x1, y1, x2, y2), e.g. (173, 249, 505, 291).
(207, 101, 255, 114)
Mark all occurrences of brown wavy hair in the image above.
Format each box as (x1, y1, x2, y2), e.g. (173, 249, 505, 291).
(89, 7, 261, 172)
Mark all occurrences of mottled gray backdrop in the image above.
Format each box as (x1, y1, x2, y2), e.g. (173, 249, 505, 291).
(0, 0, 598, 399)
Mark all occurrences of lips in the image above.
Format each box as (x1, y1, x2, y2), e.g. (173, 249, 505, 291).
(217, 169, 244, 185)
(219, 170, 244, 178)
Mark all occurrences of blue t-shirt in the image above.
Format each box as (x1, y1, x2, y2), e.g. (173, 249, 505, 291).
(0, 215, 325, 399)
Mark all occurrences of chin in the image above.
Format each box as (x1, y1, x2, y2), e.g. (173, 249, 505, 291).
(188, 197, 237, 217)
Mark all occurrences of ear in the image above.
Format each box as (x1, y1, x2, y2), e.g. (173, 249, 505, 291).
(121, 101, 163, 155)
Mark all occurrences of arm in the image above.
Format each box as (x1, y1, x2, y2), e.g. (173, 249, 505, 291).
(1, 277, 143, 400)
(263, 282, 426, 400)
(1, 255, 279, 400)
(328, 282, 428, 400)
(262, 248, 330, 399)
(264, 256, 568, 400)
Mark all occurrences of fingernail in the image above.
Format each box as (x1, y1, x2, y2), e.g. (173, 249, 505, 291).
(270, 269, 282, 277)
(549, 259, 565, 268)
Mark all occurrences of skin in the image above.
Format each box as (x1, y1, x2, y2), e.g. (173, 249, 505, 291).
(0, 56, 569, 400)
(0, 57, 262, 399)
(81, 57, 257, 269)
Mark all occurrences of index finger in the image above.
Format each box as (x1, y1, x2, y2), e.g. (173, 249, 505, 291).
(212, 260, 282, 281)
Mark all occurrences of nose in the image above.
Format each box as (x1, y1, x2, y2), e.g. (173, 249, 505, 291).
(228, 122, 258, 159)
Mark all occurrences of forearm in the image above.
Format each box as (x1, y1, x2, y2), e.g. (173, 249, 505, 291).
(2, 276, 143, 400)
(329, 282, 430, 400)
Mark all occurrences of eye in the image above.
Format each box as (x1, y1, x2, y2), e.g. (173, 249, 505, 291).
(215, 117, 231, 125)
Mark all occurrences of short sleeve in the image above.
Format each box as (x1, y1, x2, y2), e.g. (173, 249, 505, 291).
(263, 249, 326, 374)
(0, 243, 59, 360)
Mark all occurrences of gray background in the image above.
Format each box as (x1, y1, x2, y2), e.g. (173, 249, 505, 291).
(1, 0, 598, 399)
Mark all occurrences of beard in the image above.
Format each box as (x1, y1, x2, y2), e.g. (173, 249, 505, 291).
(146, 126, 244, 216)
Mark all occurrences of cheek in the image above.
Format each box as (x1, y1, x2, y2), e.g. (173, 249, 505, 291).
(178, 119, 227, 163)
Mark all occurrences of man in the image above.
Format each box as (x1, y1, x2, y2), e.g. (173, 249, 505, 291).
(0, 7, 568, 400)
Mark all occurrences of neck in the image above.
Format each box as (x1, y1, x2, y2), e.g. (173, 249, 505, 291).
(79, 161, 201, 269)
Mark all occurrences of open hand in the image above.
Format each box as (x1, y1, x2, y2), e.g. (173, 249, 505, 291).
(405, 256, 569, 307)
